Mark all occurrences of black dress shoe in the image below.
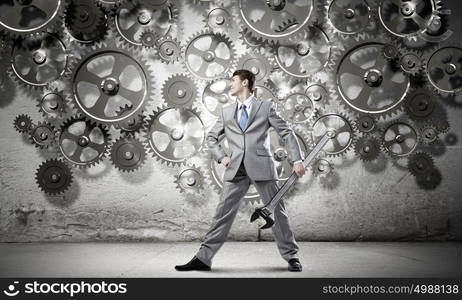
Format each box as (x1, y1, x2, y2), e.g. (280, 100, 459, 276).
(288, 258, 302, 272)
(175, 256, 211, 271)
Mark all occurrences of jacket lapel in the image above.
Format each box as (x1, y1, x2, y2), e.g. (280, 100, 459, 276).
(243, 97, 262, 132)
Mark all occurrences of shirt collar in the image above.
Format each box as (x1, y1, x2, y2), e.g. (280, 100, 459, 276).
(237, 95, 254, 108)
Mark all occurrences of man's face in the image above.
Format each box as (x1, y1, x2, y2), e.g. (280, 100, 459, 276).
(229, 75, 247, 96)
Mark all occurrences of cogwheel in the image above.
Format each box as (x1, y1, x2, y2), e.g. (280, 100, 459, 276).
(174, 164, 204, 193)
(0, 0, 65, 39)
(144, 105, 205, 166)
(184, 30, 236, 80)
(399, 52, 423, 76)
(10, 33, 70, 90)
(29, 121, 57, 149)
(139, 29, 159, 48)
(425, 44, 462, 96)
(273, 24, 332, 80)
(65, 0, 108, 44)
(311, 157, 334, 177)
(355, 114, 377, 133)
(58, 114, 111, 168)
(407, 151, 434, 176)
(354, 135, 381, 162)
(201, 77, 233, 117)
(156, 35, 182, 64)
(13, 114, 33, 133)
(35, 158, 73, 196)
(305, 80, 335, 106)
(161, 74, 198, 108)
(433, 118, 449, 134)
(333, 34, 410, 119)
(109, 136, 146, 172)
(277, 85, 317, 124)
(114, 105, 146, 135)
(114, 1, 177, 48)
(37, 88, 69, 119)
(69, 42, 154, 127)
(403, 87, 436, 122)
(311, 111, 356, 157)
(237, 0, 314, 45)
(381, 118, 419, 157)
(203, 4, 233, 31)
(419, 122, 439, 145)
(236, 49, 275, 85)
(415, 167, 441, 190)
(377, 0, 440, 40)
(326, 0, 375, 36)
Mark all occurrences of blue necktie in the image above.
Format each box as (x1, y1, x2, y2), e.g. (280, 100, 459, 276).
(239, 104, 248, 131)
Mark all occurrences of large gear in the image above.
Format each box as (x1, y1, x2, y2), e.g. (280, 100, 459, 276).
(161, 74, 198, 108)
(274, 24, 331, 79)
(144, 106, 205, 166)
(334, 37, 410, 118)
(237, 0, 314, 45)
(58, 115, 111, 168)
(11, 33, 70, 89)
(381, 119, 419, 157)
(407, 151, 434, 176)
(0, 0, 65, 38)
(13, 114, 33, 133)
(425, 44, 462, 95)
(156, 35, 182, 64)
(311, 112, 356, 157)
(37, 89, 69, 119)
(114, 1, 177, 48)
(29, 121, 57, 149)
(70, 43, 154, 127)
(65, 0, 108, 44)
(35, 158, 73, 196)
(326, 0, 374, 35)
(354, 135, 381, 162)
(174, 164, 204, 193)
(184, 30, 236, 80)
(109, 136, 146, 172)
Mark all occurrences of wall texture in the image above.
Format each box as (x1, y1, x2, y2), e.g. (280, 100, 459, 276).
(1, 0, 462, 242)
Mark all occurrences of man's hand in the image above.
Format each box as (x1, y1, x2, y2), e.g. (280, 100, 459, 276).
(293, 162, 305, 177)
(221, 156, 230, 167)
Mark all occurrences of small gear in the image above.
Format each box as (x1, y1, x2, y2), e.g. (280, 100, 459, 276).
(184, 30, 236, 80)
(381, 119, 419, 157)
(305, 81, 334, 105)
(326, 0, 374, 35)
(110, 136, 146, 172)
(419, 123, 439, 145)
(355, 114, 376, 133)
(13, 114, 33, 133)
(407, 151, 434, 176)
(29, 121, 57, 149)
(425, 44, 462, 95)
(311, 111, 356, 157)
(403, 88, 436, 122)
(37, 89, 68, 119)
(144, 105, 205, 166)
(311, 158, 333, 177)
(161, 74, 198, 108)
(354, 135, 381, 162)
(11, 33, 70, 89)
(58, 115, 111, 168)
(0, 0, 65, 38)
(65, 0, 108, 43)
(114, 105, 146, 135)
(415, 167, 441, 190)
(35, 158, 73, 196)
(236, 50, 275, 85)
(139, 29, 159, 48)
(433, 118, 450, 134)
(69, 43, 154, 126)
(399, 51, 423, 75)
(203, 5, 233, 31)
(114, 1, 177, 48)
(156, 35, 182, 64)
(174, 165, 204, 193)
(277, 86, 316, 124)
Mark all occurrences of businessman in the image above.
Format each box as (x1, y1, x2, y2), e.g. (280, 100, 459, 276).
(175, 69, 305, 272)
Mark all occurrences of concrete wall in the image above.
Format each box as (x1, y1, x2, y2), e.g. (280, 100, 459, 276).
(1, 0, 462, 242)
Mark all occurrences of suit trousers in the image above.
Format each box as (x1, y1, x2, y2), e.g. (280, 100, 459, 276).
(195, 162, 299, 267)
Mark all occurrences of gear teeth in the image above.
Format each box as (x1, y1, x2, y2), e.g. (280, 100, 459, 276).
(174, 164, 205, 194)
(35, 158, 73, 196)
(354, 135, 382, 162)
(29, 121, 57, 149)
(110, 136, 146, 172)
(407, 151, 435, 177)
(156, 35, 183, 64)
(161, 73, 198, 108)
(13, 114, 34, 134)
(379, 118, 420, 158)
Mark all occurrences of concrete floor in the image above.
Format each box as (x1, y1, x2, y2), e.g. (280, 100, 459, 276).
(0, 242, 461, 277)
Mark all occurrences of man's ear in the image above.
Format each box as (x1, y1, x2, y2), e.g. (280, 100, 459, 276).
(242, 79, 248, 87)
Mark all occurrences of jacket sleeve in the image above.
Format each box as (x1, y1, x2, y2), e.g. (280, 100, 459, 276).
(206, 107, 227, 163)
(267, 101, 303, 163)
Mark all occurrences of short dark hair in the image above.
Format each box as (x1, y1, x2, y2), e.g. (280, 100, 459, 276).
(232, 69, 255, 93)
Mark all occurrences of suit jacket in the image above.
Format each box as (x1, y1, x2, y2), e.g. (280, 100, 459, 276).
(207, 96, 303, 181)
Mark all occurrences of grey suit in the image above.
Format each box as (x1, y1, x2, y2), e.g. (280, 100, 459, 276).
(195, 96, 303, 267)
